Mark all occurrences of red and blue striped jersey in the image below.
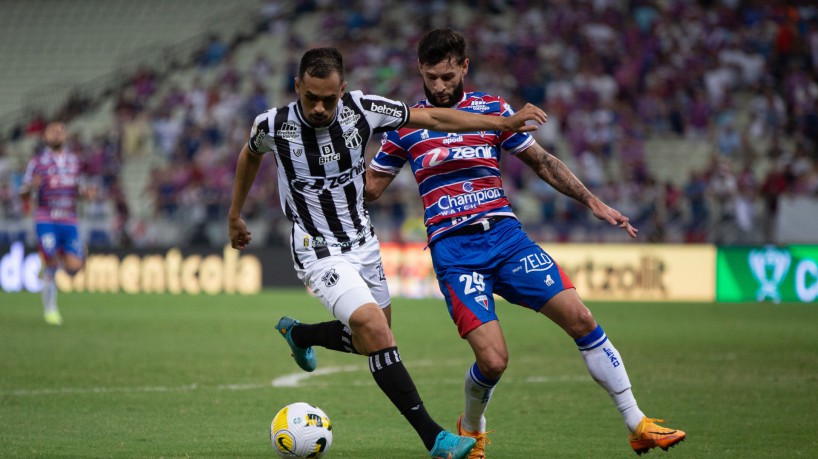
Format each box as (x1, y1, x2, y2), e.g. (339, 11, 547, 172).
(370, 92, 534, 244)
(22, 148, 82, 223)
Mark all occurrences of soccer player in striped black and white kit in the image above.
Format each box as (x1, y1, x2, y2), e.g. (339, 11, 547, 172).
(228, 47, 546, 459)
(365, 29, 686, 457)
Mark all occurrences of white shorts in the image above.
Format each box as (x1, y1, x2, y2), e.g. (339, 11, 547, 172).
(294, 234, 391, 325)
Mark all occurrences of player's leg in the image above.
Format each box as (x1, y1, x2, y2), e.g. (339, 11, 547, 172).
(313, 261, 474, 457)
(432, 233, 504, 458)
(460, 321, 506, 437)
(285, 305, 391, 355)
(540, 288, 685, 453)
(36, 223, 62, 325)
(540, 289, 646, 426)
(283, 238, 393, 359)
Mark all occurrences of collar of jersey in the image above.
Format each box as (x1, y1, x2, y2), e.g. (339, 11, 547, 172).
(420, 92, 470, 109)
(295, 100, 339, 129)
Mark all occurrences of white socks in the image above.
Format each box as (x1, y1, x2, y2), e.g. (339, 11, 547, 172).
(42, 268, 58, 314)
(576, 325, 645, 432)
(461, 362, 498, 433)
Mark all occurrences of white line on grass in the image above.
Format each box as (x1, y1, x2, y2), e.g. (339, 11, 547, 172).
(2, 364, 589, 396)
(271, 364, 360, 387)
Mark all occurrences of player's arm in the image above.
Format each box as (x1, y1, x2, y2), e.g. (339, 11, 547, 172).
(19, 161, 39, 214)
(405, 103, 546, 133)
(364, 168, 396, 202)
(517, 142, 638, 238)
(228, 144, 263, 249)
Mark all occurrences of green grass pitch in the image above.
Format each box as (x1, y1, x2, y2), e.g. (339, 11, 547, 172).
(1, 290, 817, 458)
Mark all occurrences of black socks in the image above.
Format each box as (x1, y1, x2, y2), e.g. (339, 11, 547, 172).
(369, 346, 442, 450)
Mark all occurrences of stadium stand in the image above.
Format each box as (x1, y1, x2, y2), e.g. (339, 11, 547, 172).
(1, 0, 816, 249)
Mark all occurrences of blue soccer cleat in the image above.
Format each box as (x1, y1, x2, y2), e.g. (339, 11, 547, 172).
(276, 317, 316, 372)
(428, 431, 477, 459)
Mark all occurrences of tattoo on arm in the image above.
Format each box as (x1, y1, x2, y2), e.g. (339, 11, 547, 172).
(522, 144, 594, 205)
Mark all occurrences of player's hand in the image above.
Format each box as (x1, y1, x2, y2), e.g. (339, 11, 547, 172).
(502, 103, 547, 132)
(588, 198, 638, 238)
(229, 216, 253, 250)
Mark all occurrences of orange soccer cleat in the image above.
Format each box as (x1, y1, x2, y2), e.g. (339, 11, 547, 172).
(629, 417, 686, 455)
(456, 415, 491, 459)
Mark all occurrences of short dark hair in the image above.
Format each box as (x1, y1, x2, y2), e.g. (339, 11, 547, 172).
(417, 28, 467, 66)
(298, 47, 345, 81)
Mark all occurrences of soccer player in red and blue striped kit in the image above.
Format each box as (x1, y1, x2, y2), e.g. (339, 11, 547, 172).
(20, 122, 88, 326)
(364, 28, 686, 458)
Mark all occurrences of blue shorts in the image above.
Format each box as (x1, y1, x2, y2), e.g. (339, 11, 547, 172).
(36, 221, 84, 262)
(430, 217, 574, 338)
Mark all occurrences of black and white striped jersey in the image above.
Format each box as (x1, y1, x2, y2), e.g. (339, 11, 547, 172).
(247, 90, 409, 261)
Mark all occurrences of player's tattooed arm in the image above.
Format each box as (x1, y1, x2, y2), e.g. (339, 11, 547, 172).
(517, 142, 638, 238)
(517, 142, 594, 205)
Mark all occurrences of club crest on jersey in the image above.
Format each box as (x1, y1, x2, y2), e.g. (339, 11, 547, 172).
(422, 147, 449, 168)
(420, 129, 430, 140)
(474, 294, 489, 310)
(343, 127, 362, 149)
(339, 106, 360, 126)
(277, 121, 299, 140)
(322, 268, 340, 287)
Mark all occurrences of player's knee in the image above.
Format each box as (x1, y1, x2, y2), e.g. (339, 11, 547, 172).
(478, 352, 508, 379)
(63, 261, 83, 276)
(349, 307, 394, 352)
(566, 306, 597, 339)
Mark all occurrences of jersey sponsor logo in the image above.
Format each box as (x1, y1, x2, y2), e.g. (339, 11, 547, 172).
(468, 99, 491, 112)
(251, 127, 267, 151)
(362, 99, 404, 118)
(436, 187, 502, 212)
(319, 144, 340, 165)
(463, 182, 474, 192)
(339, 106, 360, 126)
(420, 145, 493, 168)
(295, 158, 366, 189)
(343, 127, 362, 149)
(449, 145, 493, 159)
(277, 121, 299, 140)
(420, 129, 430, 140)
(442, 133, 464, 144)
(545, 274, 555, 286)
(293, 148, 303, 157)
(521, 252, 554, 273)
(422, 147, 449, 168)
(322, 268, 339, 287)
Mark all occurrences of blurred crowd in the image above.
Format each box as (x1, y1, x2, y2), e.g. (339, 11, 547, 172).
(1, 0, 817, 248)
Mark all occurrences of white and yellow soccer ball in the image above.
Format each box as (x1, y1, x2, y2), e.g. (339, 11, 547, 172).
(270, 402, 333, 458)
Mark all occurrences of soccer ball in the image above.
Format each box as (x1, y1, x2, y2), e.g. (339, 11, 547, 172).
(270, 402, 333, 458)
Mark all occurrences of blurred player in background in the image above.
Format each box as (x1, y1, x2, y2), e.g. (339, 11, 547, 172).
(365, 28, 686, 458)
(227, 47, 545, 459)
(20, 121, 89, 326)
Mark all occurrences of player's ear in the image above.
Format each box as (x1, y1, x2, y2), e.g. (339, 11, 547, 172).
(294, 78, 301, 95)
(462, 58, 470, 77)
(340, 80, 347, 96)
